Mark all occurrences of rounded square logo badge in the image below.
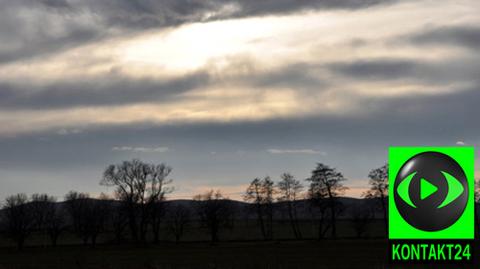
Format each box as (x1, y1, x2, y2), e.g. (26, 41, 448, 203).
(389, 147, 474, 239)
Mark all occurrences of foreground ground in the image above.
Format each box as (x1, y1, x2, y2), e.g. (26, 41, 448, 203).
(0, 240, 477, 269)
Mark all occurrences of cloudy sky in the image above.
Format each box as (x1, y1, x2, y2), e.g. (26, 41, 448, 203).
(0, 0, 479, 200)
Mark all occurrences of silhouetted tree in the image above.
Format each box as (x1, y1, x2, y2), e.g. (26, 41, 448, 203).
(151, 201, 167, 243)
(307, 198, 331, 239)
(44, 204, 65, 247)
(1, 194, 34, 250)
(167, 204, 190, 243)
(363, 164, 388, 235)
(30, 194, 64, 247)
(89, 194, 111, 247)
(194, 190, 233, 243)
(277, 173, 303, 239)
(350, 202, 374, 238)
(101, 159, 173, 242)
(64, 191, 90, 245)
(306, 163, 347, 238)
(64, 191, 109, 247)
(244, 177, 275, 240)
(30, 194, 53, 232)
(111, 204, 129, 244)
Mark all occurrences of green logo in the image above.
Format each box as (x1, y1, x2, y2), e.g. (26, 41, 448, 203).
(389, 147, 474, 239)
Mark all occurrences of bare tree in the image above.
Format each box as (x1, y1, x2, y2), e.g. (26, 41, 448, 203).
(30, 194, 64, 247)
(150, 201, 167, 243)
(363, 164, 388, 235)
(64, 191, 91, 245)
(350, 202, 374, 238)
(30, 194, 53, 232)
(44, 204, 65, 247)
(149, 164, 173, 243)
(101, 159, 173, 242)
(306, 163, 347, 238)
(194, 190, 233, 243)
(277, 173, 303, 239)
(1, 194, 34, 250)
(111, 204, 129, 244)
(244, 178, 265, 239)
(64, 191, 109, 247)
(167, 204, 190, 243)
(307, 198, 331, 239)
(89, 194, 111, 247)
(244, 177, 275, 240)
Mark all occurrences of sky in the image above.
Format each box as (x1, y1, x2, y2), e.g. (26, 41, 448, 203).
(0, 0, 479, 201)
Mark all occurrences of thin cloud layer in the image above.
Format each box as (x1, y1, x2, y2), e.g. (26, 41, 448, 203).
(409, 25, 480, 50)
(112, 146, 169, 153)
(267, 149, 326, 155)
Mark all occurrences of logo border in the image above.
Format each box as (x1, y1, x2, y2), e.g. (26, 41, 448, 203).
(388, 146, 474, 239)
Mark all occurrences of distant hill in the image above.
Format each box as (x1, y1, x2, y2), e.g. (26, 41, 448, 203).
(0, 197, 387, 221)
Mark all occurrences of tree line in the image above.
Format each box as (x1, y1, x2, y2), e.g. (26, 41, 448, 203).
(0, 159, 389, 249)
(243, 163, 388, 241)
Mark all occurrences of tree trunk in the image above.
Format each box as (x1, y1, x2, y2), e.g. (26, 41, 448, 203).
(17, 237, 25, 251)
(330, 198, 336, 238)
(49, 232, 59, 247)
(380, 196, 388, 237)
(211, 225, 218, 243)
(256, 204, 267, 240)
(267, 205, 274, 240)
(139, 211, 148, 243)
(153, 224, 160, 243)
(175, 234, 180, 243)
(91, 234, 97, 248)
(82, 235, 89, 246)
(318, 219, 323, 240)
(128, 209, 138, 241)
(293, 205, 302, 239)
(287, 202, 296, 238)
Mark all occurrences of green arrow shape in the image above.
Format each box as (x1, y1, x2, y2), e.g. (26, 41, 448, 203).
(397, 172, 416, 208)
(438, 171, 464, 209)
(420, 178, 438, 200)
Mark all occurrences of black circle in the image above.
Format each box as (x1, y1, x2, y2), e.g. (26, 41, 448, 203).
(394, 151, 468, 231)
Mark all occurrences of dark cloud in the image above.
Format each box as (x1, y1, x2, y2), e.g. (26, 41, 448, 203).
(248, 63, 327, 90)
(72, 0, 403, 29)
(409, 25, 480, 50)
(0, 27, 98, 64)
(0, 0, 402, 64)
(0, 72, 210, 109)
(0, 0, 101, 63)
(39, 0, 71, 9)
(225, 0, 400, 17)
(2, 53, 479, 110)
(329, 59, 417, 80)
(3, 80, 479, 167)
(0, 62, 328, 110)
(327, 57, 480, 85)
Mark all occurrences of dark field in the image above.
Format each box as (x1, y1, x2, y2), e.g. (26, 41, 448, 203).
(0, 220, 387, 247)
(0, 220, 477, 269)
(1, 240, 478, 269)
(0, 240, 386, 269)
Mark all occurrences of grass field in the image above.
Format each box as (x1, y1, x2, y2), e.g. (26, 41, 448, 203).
(0, 239, 478, 269)
(0, 240, 386, 269)
(0, 220, 476, 268)
(0, 220, 388, 248)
